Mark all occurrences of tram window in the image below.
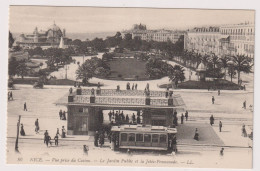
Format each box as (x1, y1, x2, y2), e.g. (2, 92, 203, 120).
(121, 133, 127, 142)
(128, 133, 135, 142)
(136, 134, 143, 142)
(160, 134, 167, 143)
(152, 134, 159, 143)
(144, 134, 151, 142)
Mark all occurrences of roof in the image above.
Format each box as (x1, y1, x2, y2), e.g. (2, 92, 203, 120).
(55, 88, 186, 109)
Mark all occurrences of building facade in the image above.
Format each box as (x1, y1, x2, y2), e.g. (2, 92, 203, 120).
(123, 24, 184, 43)
(184, 23, 255, 58)
(16, 22, 70, 48)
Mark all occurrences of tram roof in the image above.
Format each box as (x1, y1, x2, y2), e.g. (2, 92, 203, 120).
(111, 124, 177, 133)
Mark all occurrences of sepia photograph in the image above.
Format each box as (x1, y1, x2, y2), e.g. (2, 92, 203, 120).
(4, 4, 256, 170)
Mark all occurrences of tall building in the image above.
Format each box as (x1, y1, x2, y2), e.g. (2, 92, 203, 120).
(122, 24, 184, 43)
(16, 22, 71, 48)
(184, 22, 255, 58)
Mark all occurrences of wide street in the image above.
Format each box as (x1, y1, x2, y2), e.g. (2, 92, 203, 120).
(6, 76, 253, 167)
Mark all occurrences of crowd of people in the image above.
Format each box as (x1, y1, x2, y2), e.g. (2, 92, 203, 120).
(126, 82, 138, 90)
(107, 110, 142, 125)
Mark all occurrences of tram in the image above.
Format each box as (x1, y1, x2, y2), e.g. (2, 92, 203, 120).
(111, 124, 177, 151)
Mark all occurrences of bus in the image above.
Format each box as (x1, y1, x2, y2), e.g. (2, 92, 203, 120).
(110, 124, 177, 152)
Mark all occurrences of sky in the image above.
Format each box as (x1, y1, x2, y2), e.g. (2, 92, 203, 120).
(9, 6, 255, 34)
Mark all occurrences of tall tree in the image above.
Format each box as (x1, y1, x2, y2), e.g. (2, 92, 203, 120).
(231, 54, 253, 84)
(16, 60, 28, 79)
(168, 65, 185, 88)
(219, 56, 230, 80)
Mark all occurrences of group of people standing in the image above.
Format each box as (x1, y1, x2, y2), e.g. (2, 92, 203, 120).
(94, 131, 105, 148)
(59, 110, 67, 120)
(126, 82, 138, 90)
(108, 110, 142, 125)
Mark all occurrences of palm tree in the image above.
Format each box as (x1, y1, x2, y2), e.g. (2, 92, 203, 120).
(231, 54, 253, 84)
(209, 53, 220, 69)
(168, 65, 185, 88)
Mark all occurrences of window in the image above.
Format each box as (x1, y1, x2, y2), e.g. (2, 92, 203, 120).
(121, 133, 127, 142)
(136, 134, 143, 142)
(160, 134, 167, 143)
(78, 108, 83, 112)
(144, 134, 151, 142)
(128, 133, 135, 142)
(152, 134, 159, 143)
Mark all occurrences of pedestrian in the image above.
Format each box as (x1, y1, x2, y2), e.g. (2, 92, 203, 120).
(165, 87, 169, 98)
(132, 113, 136, 123)
(62, 111, 66, 120)
(126, 114, 129, 123)
(181, 114, 184, 124)
(212, 96, 215, 104)
(242, 124, 247, 137)
(54, 134, 59, 146)
(244, 85, 246, 91)
(44, 130, 48, 144)
(59, 109, 62, 120)
(74, 81, 77, 87)
(46, 135, 52, 147)
(61, 126, 66, 138)
(210, 115, 215, 126)
(108, 111, 112, 122)
(94, 131, 99, 147)
(132, 83, 134, 90)
(24, 102, 27, 111)
(20, 123, 25, 136)
(218, 89, 220, 96)
(137, 115, 141, 124)
(35, 118, 39, 133)
(194, 128, 199, 141)
(99, 132, 105, 148)
(10, 91, 13, 100)
(69, 87, 73, 94)
(243, 100, 246, 109)
(172, 135, 177, 152)
(56, 128, 60, 137)
(185, 111, 189, 121)
(219, 121, 222, 132)
(220, 148, 224, 156)
(135, 83, 137, 90)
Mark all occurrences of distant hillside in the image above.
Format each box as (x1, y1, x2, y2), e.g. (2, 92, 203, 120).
(12, 32, 117, 41)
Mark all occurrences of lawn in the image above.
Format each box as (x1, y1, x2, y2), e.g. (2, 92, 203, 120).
(159, 79, 243, 90)
(104, 58, 150, 80)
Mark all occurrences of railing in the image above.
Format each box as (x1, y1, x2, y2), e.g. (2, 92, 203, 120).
(80, 89, 166, 97)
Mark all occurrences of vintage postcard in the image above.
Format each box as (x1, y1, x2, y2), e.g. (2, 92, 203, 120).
(7, 6, 254, 169)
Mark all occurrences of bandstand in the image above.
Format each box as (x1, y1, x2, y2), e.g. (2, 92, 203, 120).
(56, 88, 186, 136)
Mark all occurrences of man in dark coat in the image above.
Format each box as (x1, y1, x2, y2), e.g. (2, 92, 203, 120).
(126, 114, 129, 123)
(219, 121, 223, 132)
(181, 114, 184, 124)
(99, 132, 105, 148)
(132, 113, 136, 123)
(185, 111, 189, 121)
(108, 111, 112, 122)
(62, 111, 66, 120)
(59, 110, 62, 120)
(212, 96, 215, 104)
(24, 102, 27, 111)
(94, 131, 99, 147)
(210, 115, 215, 126)
(44, 130, 49, 144)
(54, 134, 59, 146)
(20, 124, 25, 136)
(194, 128, 199, 141)
(35, 118, 39, 133)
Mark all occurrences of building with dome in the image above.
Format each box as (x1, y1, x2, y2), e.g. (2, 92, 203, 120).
(16, 22, 71, 49)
